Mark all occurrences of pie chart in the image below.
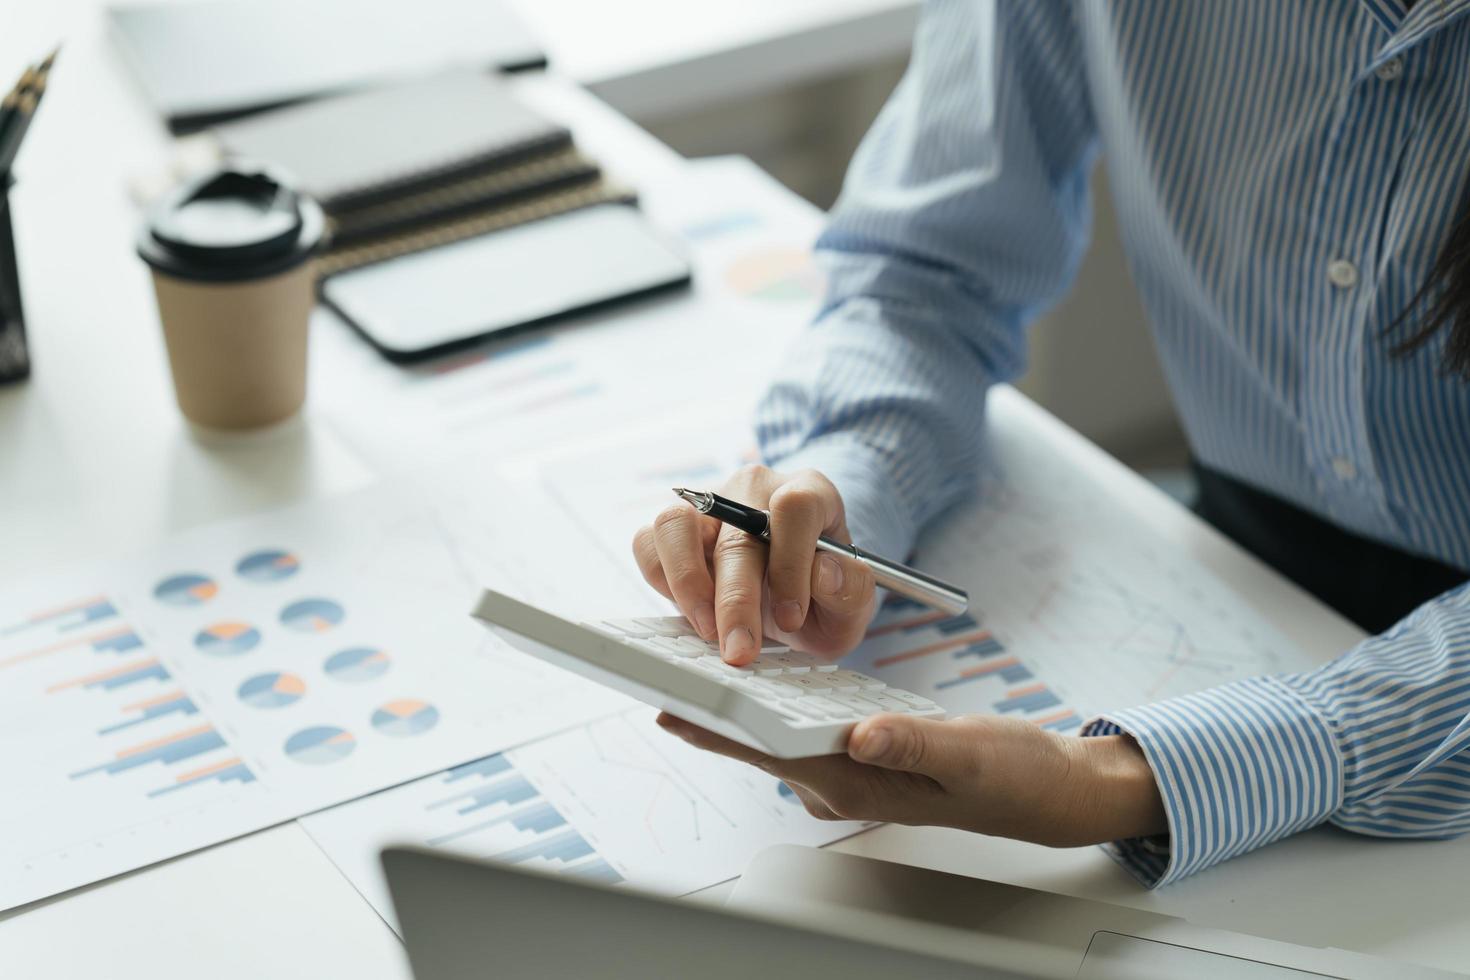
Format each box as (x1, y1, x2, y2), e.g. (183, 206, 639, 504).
(371, 699, 440, 737)
(724, 246, 824, 302)
(194, 621, 261, 656)
(284, 726, 356, 765)
(154, 573, 218, 607)
(325, 647, 391, 683)
(236, 549, 301, 582)
(238, 672, 306, 709)
(280, 598, 344, 633)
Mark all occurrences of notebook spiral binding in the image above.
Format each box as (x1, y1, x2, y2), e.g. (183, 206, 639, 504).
(318, 177, 637, 278)
(326, 146, 601, 246)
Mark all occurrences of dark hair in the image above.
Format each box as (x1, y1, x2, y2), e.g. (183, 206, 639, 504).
(1391, 205, 1470, 379)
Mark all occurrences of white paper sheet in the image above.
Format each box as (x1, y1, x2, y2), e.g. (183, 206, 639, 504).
(300, 705, 866, 932)
(0, 482, 632, 912)
(845, 398, 1323, 725)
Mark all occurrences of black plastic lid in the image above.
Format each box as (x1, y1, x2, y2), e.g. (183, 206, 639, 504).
(137, 165, 327, 282)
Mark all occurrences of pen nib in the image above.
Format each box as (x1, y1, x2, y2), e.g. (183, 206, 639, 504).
(672, 487, 713, 511)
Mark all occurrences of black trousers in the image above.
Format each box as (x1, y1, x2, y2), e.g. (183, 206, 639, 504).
(1191, 463, 1468, 634)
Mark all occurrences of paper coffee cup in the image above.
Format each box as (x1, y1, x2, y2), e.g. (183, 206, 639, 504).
(138, 166, 326, 430)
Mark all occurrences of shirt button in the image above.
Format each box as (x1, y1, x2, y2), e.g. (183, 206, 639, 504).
(1331, 456, 1357, 481)
(1375, 58, 1403, 81)
(1327, 259, 1359, 289)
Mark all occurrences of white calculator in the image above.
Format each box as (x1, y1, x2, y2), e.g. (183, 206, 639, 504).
(472, 590, 945, 758)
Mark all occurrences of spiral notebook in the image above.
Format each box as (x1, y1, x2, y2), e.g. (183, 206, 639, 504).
(214, 71, 571, 211)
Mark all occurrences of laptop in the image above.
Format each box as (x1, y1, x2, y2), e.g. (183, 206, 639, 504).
(381, 845, 1454, 980)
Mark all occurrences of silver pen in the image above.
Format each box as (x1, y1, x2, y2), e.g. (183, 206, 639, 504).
(672, 488, 969, 616)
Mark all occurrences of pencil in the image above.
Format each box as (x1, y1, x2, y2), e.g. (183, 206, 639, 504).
(0, 48, 58, 175)
(0, 66, 35, 162)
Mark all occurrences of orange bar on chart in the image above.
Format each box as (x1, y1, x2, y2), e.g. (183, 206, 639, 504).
(171, 756, 244, 785)
(872, 630, 996, 669)
(115, 723, 214, 760)
(121, 688, 187, 712)
(46, 656, 160, 693)
(1, 624, 133, 669)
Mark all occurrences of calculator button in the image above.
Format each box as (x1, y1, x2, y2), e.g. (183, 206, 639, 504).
(886, 689, 940, 711)
(783, 673, 837, 694)
(601, 619, 656, 638)
(829, 669, 884, 691)
(634, 616, 692, 637)
(651, 636, 700, 658)
(748, 677, 802, 699)
(806, 697, 859, 719)
(856, 691, 911, 713)
(691, 660, 734, 684)
(822, 674, 860, 693)
(788, 699, 831, 720)
(829, 693, 883, 715)
(676, 635, 717, 654)
(762, 653, 810, 675)
(759, 639, 792, 653)
(744, 657, 787, 677)
(780, 650, 839, 672)
(698, 655, 753, 678)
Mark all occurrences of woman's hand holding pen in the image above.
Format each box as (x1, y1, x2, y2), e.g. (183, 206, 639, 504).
(632, 464, 1167, 848)
(631, 465, 876, 664)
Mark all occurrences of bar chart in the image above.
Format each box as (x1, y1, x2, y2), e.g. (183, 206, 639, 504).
(850, 597, 1081, 732)
(300, 707, 865, 932)
(1, 595, 118, 636)
(0, 485, 640, 914)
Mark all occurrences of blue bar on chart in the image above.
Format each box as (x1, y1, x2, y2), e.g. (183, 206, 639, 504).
(71, 723, 228, 780)
(993, 683, 1064, 714)
(47, 657, 171, 694)
(92, 629, 144, 655)
(148, 757, 257, 797)
(98, 690, 199, 734)
(415, 752, 624, 885)
(935, 656, 1034, 690)
(431, 772, 539, 816)
(442, 753, 513, 783)
(2, 595, 118, 636)
(953, 633, 1006, 659)
(427, 798, 568, 847)
(490, 826, 596, 866)
(1033, 709, 1085, 732)
(1, 625, 145, 672)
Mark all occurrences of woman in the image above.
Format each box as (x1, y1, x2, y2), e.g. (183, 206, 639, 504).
(632, 0, 1470, 886)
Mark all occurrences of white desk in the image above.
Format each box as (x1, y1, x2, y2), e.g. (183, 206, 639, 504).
(2, 7, 1467, 980)
(507, 0, 918, 123)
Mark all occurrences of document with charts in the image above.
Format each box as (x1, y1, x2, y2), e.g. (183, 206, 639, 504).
(0, 483, 632, 912)
(300, 705, 867, 932)
(296, 399, 1322, 928)
(845, 389, 1326, 725)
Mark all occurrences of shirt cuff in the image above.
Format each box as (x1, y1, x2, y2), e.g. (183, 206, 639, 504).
(760, 433, 917, 565)
(1081, 676, 1344, 887)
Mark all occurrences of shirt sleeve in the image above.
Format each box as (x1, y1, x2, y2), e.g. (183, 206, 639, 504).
(756, 0, 1099, 558)
(1084, 582, 1470, 887)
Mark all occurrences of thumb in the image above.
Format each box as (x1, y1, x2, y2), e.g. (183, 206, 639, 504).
(847, 714, 966, 779)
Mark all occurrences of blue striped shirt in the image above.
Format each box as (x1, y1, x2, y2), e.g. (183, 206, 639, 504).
(756, 0, 1470, 886)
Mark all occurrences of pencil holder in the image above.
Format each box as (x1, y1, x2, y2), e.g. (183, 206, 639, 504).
(0, 176, 28, 384)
